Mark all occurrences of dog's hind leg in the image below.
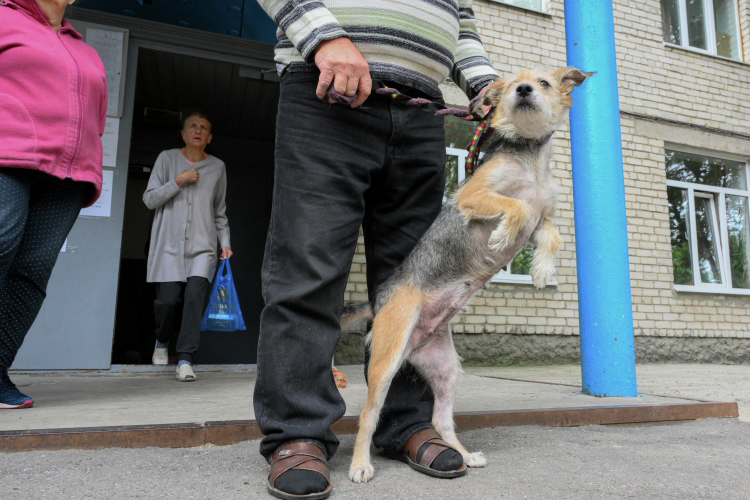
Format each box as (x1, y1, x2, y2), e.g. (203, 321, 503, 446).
(409, 328, 487, 468)
(349, 284, 424, 483)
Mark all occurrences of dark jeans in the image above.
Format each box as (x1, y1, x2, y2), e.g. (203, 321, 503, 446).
(254, 73, 446, 460)
(154, 277, 211, 363)
(0, 168, 87, 370)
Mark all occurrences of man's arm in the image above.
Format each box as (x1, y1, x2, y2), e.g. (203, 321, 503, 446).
(256, 1, 370, 106)
(451, 0, 499, 98)
(257, 0, 348, 63)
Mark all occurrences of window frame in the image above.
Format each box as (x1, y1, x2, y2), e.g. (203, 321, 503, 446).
(665, 145, 750, 295)
(445, 147, 557, 286)
(663, 0, 743, 61)
(488, 0, 548, 16)
(690, 191, 727, 288)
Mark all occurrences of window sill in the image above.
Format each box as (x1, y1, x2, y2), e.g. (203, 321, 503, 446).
(674, 284, 750, 296)
(663, 43, 748, 67)
(491, 274, 558, 287)
(486, 1, 552, 17)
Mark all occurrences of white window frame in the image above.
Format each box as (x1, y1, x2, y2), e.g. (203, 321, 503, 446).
(445, 147, 556, 286)
(488, 0, 548, 16)
(666, 146, 750, 295)
(664, 0, 743, 61)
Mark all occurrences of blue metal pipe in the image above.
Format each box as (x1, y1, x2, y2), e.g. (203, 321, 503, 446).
(564, 0, 638, 397)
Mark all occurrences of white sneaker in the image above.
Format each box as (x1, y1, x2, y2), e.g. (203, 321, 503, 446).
(152, 342, 168, 365)
(176, 363, 196, 382)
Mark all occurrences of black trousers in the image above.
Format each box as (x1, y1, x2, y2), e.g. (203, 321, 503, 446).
(254, 72, 446, 460)
(0, 169, 87, 370)
(154, 277, 210, 363)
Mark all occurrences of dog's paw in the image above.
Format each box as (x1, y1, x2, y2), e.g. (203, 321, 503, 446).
(349, 463, 375, 483)
(505, 199, 532, 233)
(488, 223, 511, 252)
(461, 206, 475, 221)
(488, 200, 532, 251)
(464, 451, 487, 468)
(530, 257, 555, 289)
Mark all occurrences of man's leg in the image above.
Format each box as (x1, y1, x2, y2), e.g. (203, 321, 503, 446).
(175, 276, 210, 363)
(362, 89, 460, 469)
(153, 282, 182, 346)
(254, 73, 392, 467)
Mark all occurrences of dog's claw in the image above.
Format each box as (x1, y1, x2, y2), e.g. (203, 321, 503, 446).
(349, 463, 375, 483)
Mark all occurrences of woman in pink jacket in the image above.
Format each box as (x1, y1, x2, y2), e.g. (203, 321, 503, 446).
(0, 0, 107, 408)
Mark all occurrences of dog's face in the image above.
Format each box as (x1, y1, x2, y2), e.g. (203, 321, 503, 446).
(476, 68, 593, 140)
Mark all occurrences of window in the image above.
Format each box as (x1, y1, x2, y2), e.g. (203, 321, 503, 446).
(660, 0, 742, 60)
(444, 116, 541, 285)
(490, 0, 545, 13)
(666, 148, 750, 293)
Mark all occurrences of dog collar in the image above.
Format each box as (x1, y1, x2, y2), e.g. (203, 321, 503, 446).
(466, 126, 555, 177)
(535, 133, 554, 146)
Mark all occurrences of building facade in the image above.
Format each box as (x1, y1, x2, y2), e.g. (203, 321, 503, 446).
(339, 0, 750, 365)
(11, 0, 749, 370)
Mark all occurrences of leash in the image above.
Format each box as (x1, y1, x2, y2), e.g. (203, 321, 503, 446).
(326, 83, 492, 177)
(444, 112, 494, 177)
(374, 88, 555, 176)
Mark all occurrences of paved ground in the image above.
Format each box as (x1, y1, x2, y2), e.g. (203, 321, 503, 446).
(465, 364, 750, 421)
(1, 418, 747, 499)
(3, 364, 736, 431)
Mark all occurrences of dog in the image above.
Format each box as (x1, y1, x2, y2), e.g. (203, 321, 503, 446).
(345, 67, 593, 483)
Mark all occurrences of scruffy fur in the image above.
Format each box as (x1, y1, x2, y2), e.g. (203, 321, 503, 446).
(347, 68, 593, 483)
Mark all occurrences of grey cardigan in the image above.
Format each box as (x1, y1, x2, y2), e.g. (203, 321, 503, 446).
(143, 149, 231, 283)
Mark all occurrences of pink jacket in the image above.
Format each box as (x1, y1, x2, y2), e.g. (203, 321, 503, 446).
(0, 0, 107, 206)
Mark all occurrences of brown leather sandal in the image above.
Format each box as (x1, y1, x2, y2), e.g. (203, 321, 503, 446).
(267, 442, 332, 500)
(399, 428, 467, 478)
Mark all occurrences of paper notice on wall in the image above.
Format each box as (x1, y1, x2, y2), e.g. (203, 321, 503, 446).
(102, 117, 120, 167)
(86, 29, 124, 117)
(80, 169, 114, 218)
(60, 239, 67, 253)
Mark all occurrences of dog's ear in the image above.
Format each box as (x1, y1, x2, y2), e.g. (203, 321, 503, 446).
(472, 78, 507, 117)
(552, 68, 594, 94)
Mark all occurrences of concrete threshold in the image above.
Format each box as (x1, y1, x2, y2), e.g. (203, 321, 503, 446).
(0, 402, 737, 452)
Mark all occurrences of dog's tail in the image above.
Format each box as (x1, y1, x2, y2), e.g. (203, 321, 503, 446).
(340, 302, 373, 332)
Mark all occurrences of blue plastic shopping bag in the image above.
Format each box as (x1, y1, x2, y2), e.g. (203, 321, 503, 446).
(200, 259, 246, 332)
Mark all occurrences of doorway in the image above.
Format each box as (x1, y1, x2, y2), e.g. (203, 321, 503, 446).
(112, 47, 278, 365)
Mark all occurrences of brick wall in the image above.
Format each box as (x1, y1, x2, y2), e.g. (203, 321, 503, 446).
(343, 0, 750, 348)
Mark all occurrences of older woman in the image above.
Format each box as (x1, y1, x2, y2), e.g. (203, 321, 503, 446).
(143, 111, 232, 382)
(0, 0, 107, 408)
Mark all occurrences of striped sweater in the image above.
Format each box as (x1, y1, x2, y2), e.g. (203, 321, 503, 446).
(257, 0, 499, 98)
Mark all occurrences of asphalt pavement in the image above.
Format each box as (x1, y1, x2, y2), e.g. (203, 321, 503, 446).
(1, 418, 747, 499)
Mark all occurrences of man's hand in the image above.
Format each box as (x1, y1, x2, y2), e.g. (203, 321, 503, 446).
(314, 38, 371, 108)
(175, 168, 199, 188)
(221, 247, 233, 260)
